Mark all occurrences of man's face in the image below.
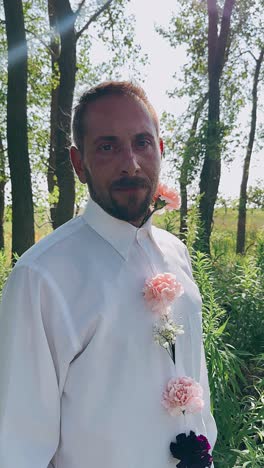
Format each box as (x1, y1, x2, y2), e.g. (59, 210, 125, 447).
(71, 94, 162, 226)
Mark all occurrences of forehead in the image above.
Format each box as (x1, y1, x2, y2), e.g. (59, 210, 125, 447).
(83, 94, 158, 140)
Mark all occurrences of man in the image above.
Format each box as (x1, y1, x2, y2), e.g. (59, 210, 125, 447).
(0, 81, 217, 467)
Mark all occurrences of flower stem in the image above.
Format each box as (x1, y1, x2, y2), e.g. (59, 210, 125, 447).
(171, 343, 175, 364)
(139, 206, 162, 227)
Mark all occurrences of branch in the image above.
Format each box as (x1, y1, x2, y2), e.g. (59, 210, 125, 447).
(207, 0, 219, 75)
(75, 0, 113, 40)
(25, 28, 55, 57)
(216, 0, 235, 73)
(207, 0, 218, 49)
(192, 93, 209, 133)
(74, 0, 86, 17)
(228, 49, 257, 69)
(34, 218, 53, 229)
(107, 5, 115, 43)
(253, 47, 264, 99)
(238, 49, 257, 62)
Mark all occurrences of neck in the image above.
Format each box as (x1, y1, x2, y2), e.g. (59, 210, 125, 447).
(137, 208, 153, 228)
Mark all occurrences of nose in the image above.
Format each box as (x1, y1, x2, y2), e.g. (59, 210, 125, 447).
(120, 144, 140, 176)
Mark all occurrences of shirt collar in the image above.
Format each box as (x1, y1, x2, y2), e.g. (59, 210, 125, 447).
(82, 197, 155, 261)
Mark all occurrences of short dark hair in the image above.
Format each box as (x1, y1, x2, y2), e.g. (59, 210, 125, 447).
(71, 81, 159, 152)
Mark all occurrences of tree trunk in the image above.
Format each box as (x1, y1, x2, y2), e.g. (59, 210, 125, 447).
(198, 74, 221, 253)
(236, 47, 264, 254)
(179, 180, 188, 241)
(179, 94, 208, 242)
(197, 0, 235, 254)
(52, 0, 76, 229)
(3, 0, 35, 259)
(0, 135, 6, 250)
(48, 0, 60, 228)
(48, 0, 114, 229)
(48, 58, 60, 228)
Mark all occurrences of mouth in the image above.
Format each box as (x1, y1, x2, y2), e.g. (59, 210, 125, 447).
(111, 177, 150, 195)
(113, 186, 145, 193)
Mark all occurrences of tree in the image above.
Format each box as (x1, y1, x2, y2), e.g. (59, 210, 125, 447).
(47, 0, 60, 226)
(157, 2, 210, 242)
(47, 0, 140, 229)
(3, 0, 35, 258)
(0, 134, 6, 250)
(47, 0, 78, 229)
(198, 0, 235, 253)
(236, 46, 264, 252)
(179, 94, 208, 240)
(5, 0, 145, 241)
(247, 182, 264, 210)
(0, 18, 8, 251)
(157, 0, 246, 252)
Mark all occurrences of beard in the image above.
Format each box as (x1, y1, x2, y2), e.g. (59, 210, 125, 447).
(84, 168, 156, 224)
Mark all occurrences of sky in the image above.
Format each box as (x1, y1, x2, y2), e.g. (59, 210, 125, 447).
(124, 0, 264, 199)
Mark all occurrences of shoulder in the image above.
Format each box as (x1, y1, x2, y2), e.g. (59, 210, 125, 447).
(152, 225, 193, 277)
(16, 215, 85, 270)
(152, 225, 187, 254)
(13, 212, 118, 294)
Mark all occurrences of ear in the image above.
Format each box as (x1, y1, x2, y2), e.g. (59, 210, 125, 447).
(159, 138, 164, 157)
(70, 146, 87, 184)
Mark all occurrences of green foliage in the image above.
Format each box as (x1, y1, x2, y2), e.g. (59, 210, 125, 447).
(255, 235, 264, 273)
(247, 181, 264, 210)
(155, 204, 264, 466)
(76, 0, 148, 84)
(161, 211, 178, 235)
(0, 251, 11, 299)
(213, 251, 264, 355)
(185, 196, 201, 253)
(191, 250, 264, 467)
(74, 180, 88, 217)
(158, 0, 264, 259)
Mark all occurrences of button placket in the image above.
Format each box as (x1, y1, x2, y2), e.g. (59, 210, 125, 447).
(136, 229, 158, 275)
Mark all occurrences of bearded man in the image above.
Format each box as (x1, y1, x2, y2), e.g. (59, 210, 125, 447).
(0, 81, 217, 467)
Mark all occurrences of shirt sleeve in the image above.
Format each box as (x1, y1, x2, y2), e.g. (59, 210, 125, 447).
(200, 343, 217, 450)
(0, 265, 60, 468)
(183, 245, 217, 451)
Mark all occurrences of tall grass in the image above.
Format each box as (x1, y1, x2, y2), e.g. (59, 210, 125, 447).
(193, 252, 263, 467)
(156, 206, 264, 466)
(188, 208, 264, 467)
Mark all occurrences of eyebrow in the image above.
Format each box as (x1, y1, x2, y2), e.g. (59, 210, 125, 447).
(93, 136, 119, 145)
(135, 132, 155, 140)
(93, 132, 155, 145)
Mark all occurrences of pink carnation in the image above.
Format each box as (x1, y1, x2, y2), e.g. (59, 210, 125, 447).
(143, 272, 184, 314)
(153, 183, 181, 211)
(162, 376, 204, 416)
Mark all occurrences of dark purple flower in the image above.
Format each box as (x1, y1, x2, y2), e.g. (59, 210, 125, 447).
(170, 431, 213, 467)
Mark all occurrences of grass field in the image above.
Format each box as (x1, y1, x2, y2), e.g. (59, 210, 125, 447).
(3, 206, 264, 260)
(154, 207, 264, 255)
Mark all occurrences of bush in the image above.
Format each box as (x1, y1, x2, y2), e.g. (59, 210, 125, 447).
(192, 251, 264, 467)
(212, 251, 264, 355)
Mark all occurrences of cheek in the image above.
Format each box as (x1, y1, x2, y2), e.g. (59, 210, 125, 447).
(88, 161, 114, 189)
(143, 155, 161, 179)
(88, 154, 118, 173)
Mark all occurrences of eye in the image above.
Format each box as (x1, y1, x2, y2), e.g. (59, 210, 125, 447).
(98, 143, 113, 152)
(137, 138, 151, 148)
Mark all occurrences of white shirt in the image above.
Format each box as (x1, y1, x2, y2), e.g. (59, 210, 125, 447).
(0, 198, 217, 468)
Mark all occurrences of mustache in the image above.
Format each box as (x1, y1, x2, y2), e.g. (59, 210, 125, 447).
(111, 177, 151, 190)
